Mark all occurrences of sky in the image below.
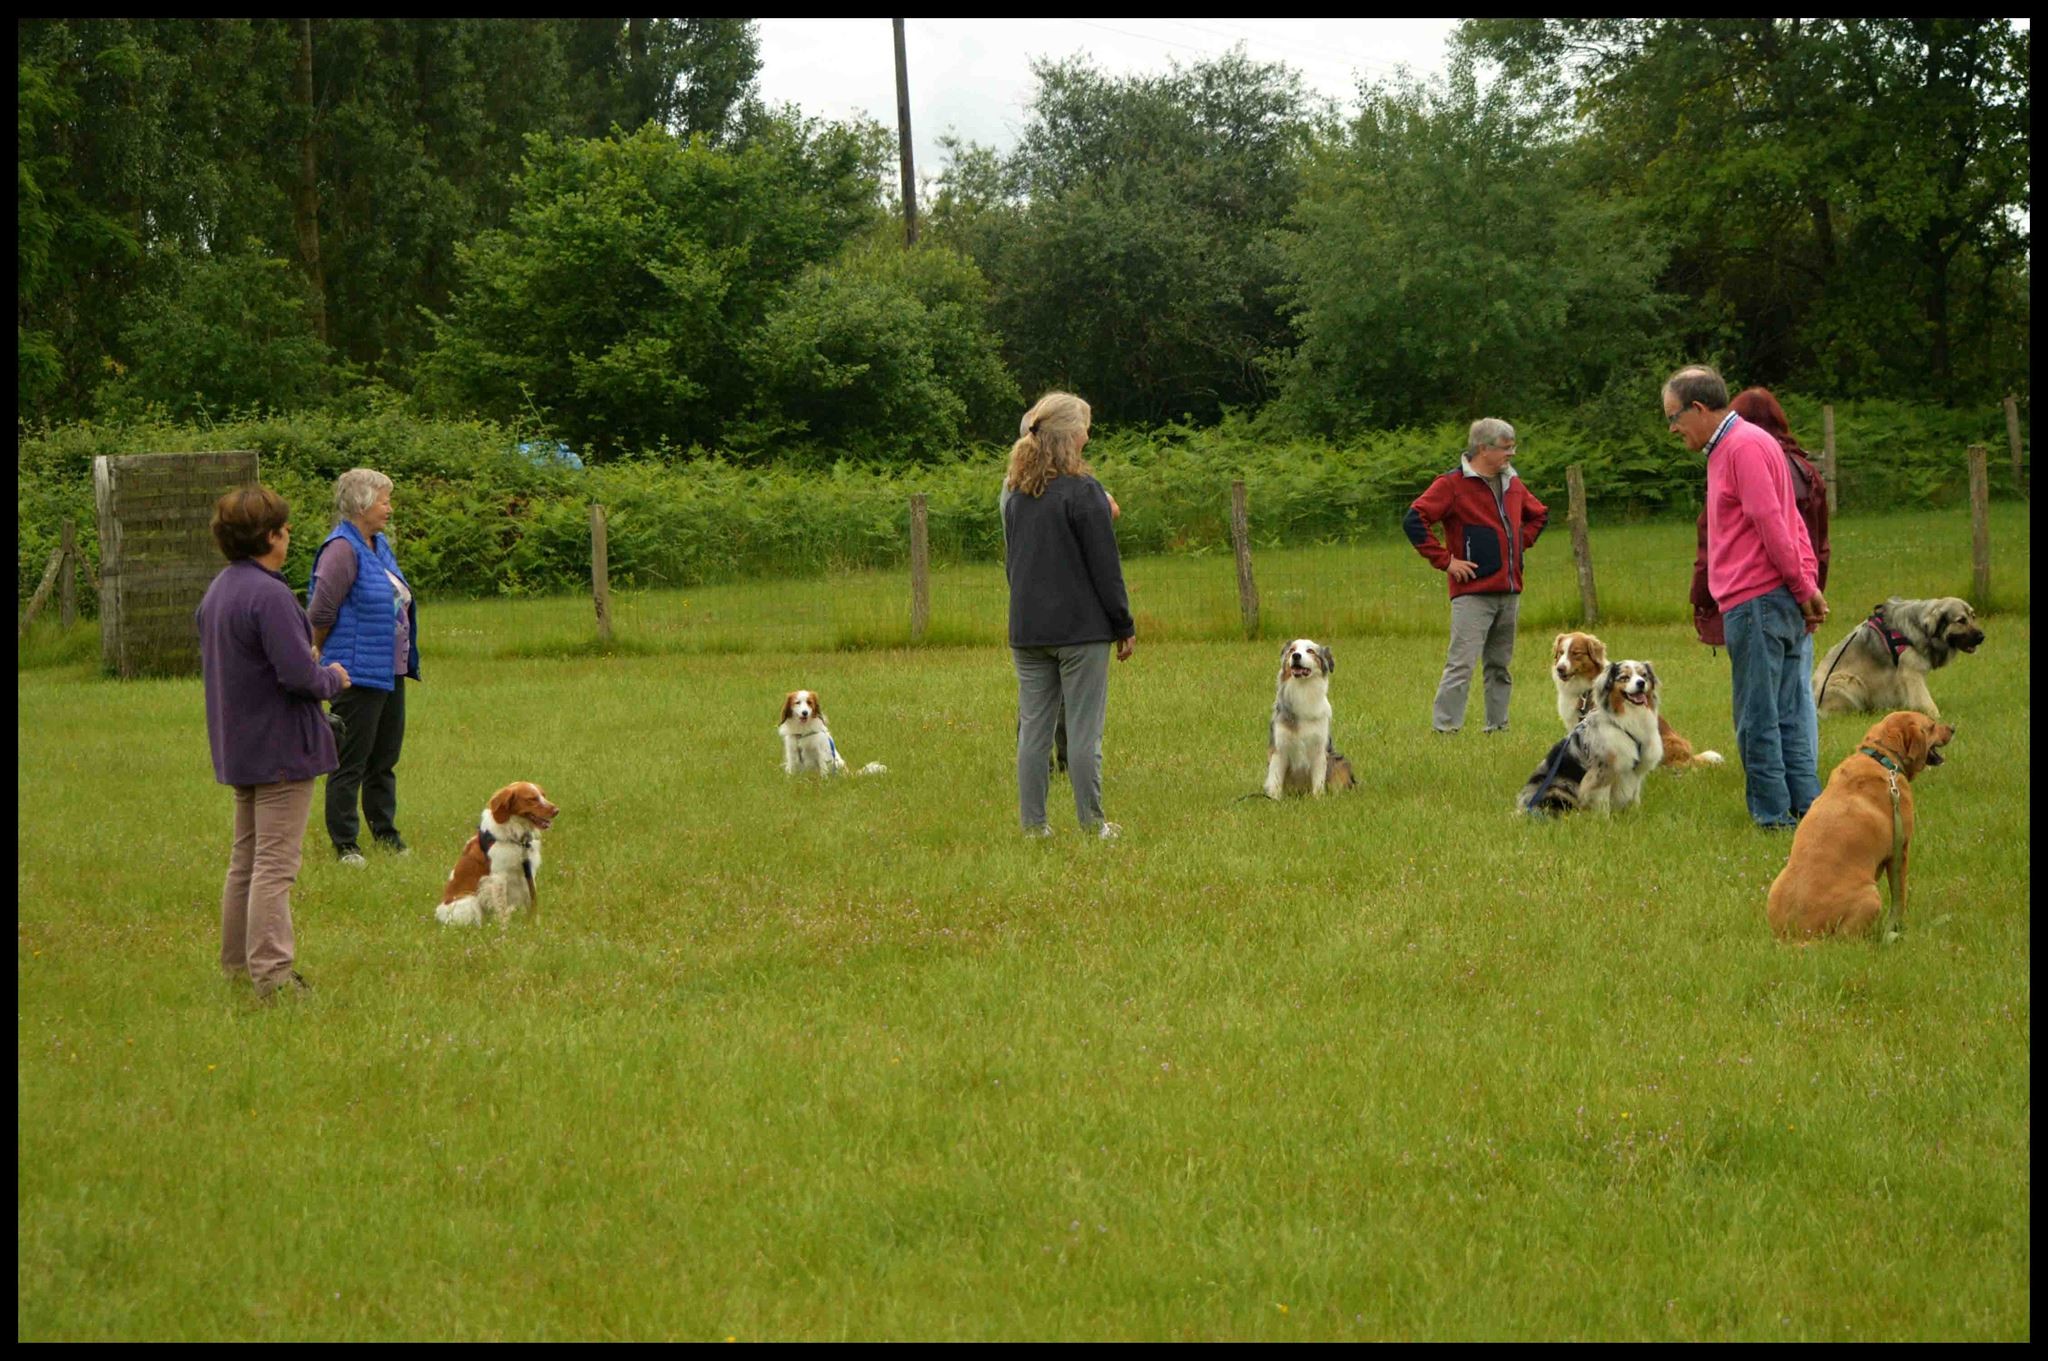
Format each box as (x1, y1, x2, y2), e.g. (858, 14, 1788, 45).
(754, 18, 1462, 186)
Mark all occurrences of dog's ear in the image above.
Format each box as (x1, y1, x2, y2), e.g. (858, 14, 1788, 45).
(780, 691, 796, 722)
(1318, 644, 1334, 676)
(488, 786, 519, 826)
(1588, 636, 1608, 666)
(1641, 661, 1659, 692)
(809, 691, 824, 719)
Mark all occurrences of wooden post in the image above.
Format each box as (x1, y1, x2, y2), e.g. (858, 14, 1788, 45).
(1566, 465, 1599, 627)
(892, 19, 918, 246)
(1821, 404, 1838, 514)
(2004, 393, 2025, 496)
(909, 493, 930, 642)
(17, 547, 67, 641)
(58, 520, 77, 629)
(1967, 445, 1990, 605)
(1230, 479, 1259, 640)
(590, 503, 613, 646)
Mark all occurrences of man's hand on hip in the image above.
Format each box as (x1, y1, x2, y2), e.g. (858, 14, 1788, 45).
(1448, 559, 1479, 583)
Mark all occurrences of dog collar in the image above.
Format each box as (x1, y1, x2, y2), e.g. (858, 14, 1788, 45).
(1858, 745, 1904, 774)
(1865, 609, 1912, 666)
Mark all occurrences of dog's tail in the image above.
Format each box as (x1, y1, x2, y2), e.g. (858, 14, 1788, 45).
(856, 761, 888, 776)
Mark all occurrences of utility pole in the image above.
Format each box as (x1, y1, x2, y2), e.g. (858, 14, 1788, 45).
(893, 19, 918, 245)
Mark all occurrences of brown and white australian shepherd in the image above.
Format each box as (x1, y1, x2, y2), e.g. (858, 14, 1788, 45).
(778, 690, 887, 777)
(1552, 631, 1722, 771)
(436, 781, 559, 926)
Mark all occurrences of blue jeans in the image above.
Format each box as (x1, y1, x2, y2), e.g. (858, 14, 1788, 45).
(1723, 587, 1822, 826)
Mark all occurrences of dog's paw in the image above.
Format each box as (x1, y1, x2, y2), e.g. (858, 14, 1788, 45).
(857, 761, 888, 776)
(1696, 749, 1725, 766)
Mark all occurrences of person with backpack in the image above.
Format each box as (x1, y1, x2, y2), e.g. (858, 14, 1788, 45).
(1691, 386, 1832, 780)
(1666, 368, 1827, 830)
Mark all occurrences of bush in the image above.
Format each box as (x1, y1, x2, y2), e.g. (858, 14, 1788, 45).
(17, 400, 2025, 607)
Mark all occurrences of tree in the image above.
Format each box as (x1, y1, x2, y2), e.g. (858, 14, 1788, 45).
(1460, 19, 2030, 400)
(418, 117, 894, 457)
(738, 234, 1019, 462)
(1269, 60, 1674, 433)
(930, 49, 1320, 425)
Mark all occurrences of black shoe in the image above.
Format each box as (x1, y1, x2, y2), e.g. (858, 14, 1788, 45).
(373, 833, 410, 856)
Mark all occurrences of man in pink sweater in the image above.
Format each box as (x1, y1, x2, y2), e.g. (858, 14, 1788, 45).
(1665, 365, 1829, 829)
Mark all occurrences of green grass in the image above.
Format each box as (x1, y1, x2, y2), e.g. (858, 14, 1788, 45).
(16, 511, 2031, 1339)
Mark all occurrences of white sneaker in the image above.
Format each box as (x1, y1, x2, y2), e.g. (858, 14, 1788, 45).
(1022, 824, 1053, 839)
(336, 846, 367, 868)
(1096, 821, 1122, 841)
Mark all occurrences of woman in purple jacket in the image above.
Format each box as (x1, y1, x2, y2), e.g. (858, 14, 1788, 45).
(195, 487, 351, 999)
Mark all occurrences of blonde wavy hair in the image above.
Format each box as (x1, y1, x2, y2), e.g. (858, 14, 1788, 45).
(1004, 391, 1093, 497)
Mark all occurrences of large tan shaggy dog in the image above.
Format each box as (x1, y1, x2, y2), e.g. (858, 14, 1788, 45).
(1766, 712, 1954, 941)
(1812, 597, 1983, 719)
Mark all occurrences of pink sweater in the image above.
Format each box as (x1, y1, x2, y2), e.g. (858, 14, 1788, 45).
(1705, 415, 1818, 612)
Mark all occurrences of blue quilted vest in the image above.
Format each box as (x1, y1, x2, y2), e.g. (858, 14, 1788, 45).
(309, 520, 419, 691)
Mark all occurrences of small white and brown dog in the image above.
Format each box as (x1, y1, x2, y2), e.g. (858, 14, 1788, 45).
(1264, 638, 1356, 799)
(1519, 659, 1665, 815)
(436, 781, 559, 926)
(778, 690, 886, 777)
(1552, 630, 1722, 771)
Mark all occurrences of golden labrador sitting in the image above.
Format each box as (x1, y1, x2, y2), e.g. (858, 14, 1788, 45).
(1766, 712, 1954, 941)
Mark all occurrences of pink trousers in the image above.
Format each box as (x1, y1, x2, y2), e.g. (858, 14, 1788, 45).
(220, 780, 317, 989)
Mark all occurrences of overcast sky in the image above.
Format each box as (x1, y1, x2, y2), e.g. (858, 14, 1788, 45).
(755, 18, 1462, 184)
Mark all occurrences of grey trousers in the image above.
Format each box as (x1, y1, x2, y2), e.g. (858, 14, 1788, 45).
(1432, 592, 1520, 732)
(1014, 642, 1111, 830)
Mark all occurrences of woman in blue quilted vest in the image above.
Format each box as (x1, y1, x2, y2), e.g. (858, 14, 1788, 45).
(308, 468, 420, 866)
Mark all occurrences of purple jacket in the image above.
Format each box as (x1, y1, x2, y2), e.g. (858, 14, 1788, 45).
(196, 560, 344, 786)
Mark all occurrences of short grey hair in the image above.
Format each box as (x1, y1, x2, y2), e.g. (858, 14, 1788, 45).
(1663, 365, 1729, 412)
(1468, 418, 1516, 454)
(334, 467, 394, 524)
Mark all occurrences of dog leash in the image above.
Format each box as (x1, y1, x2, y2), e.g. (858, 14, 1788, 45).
(1859, 745, 1907, 943)
(478, 825, 537, 894)
(1523, 725, 1584, 816)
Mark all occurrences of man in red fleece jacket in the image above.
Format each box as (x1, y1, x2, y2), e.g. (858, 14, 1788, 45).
(1404, 418, 1549, 734)
(1665, 365, 1828, 829)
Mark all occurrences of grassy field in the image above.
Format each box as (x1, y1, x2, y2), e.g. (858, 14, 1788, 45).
(16, 510, 2030, 1339)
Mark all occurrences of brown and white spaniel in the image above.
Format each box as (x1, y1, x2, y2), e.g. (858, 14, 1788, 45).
(778, 690, 886, 776)
(435, 781, 559, 926)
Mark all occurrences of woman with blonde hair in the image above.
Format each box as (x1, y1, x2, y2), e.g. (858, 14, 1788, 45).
(1001, 392, 1136, 839)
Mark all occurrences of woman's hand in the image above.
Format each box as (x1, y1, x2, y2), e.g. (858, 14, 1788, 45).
(328, 662, 351, 689)
(1115, 636, 1135, 662)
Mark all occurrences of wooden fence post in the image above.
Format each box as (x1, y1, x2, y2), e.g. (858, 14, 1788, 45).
(1967, 445, 1990, 605)
(909, 493, 930, 643)
(590, 503, 613, 646)
(17, 547, 67, 641)
(59, 520, 77, 630)
(1821, 404, 1839, 514)
(1566, 464, 1599, 627)
(1230, 479, 1259, 640)
(2004, 393, 2025, 496)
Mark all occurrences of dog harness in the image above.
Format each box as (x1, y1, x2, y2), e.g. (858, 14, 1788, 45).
(478, 825, 536, 893)
(1858, 745, 1908, 943)
(1866, 607, 1913, 666)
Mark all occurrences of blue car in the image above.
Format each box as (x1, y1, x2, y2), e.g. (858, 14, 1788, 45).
(516, 440, 584, 470)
